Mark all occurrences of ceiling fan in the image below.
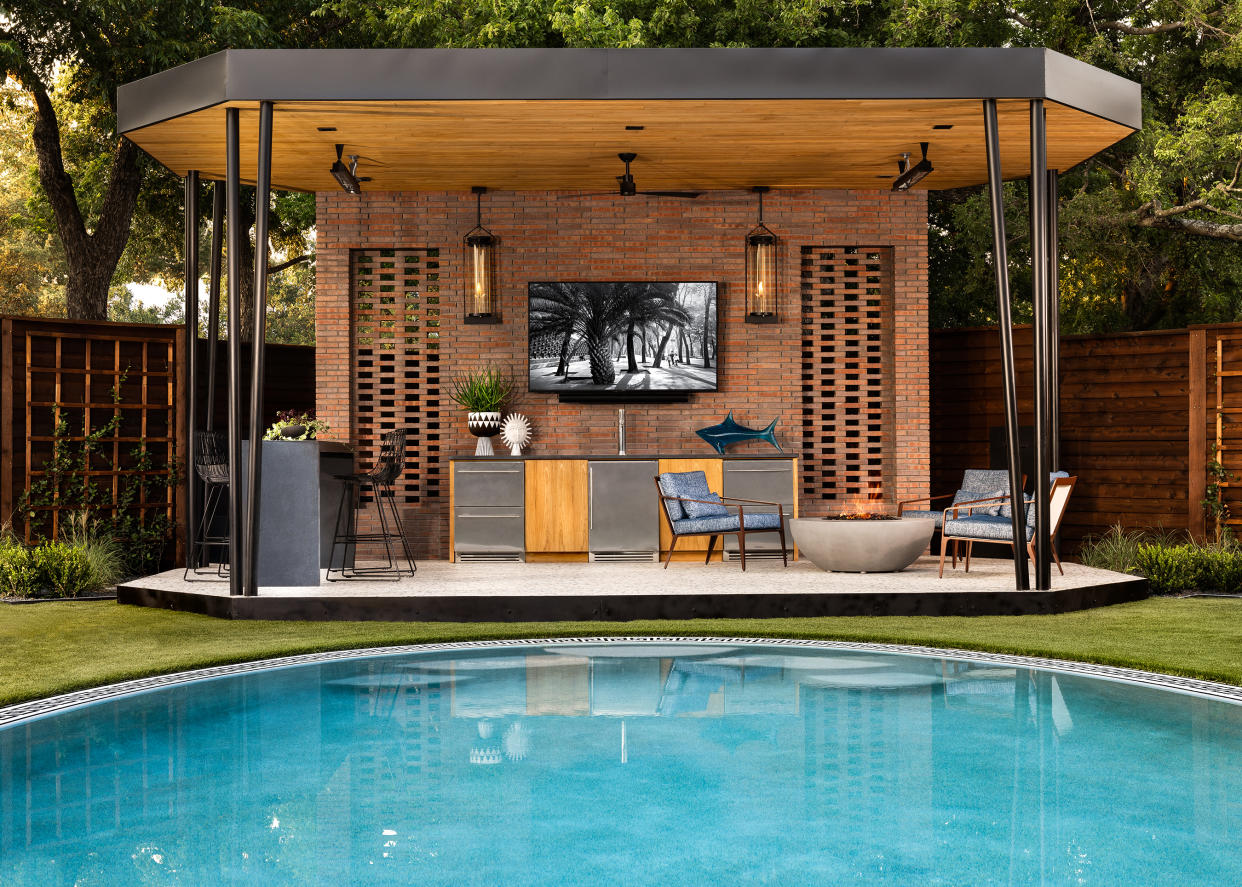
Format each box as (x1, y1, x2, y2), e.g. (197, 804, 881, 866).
(562, 153, 702, 199)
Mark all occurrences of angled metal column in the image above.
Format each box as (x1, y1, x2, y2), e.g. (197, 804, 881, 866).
(225, 107, 244, 596)
(983, 99, 1031, 590)
(1030, 100, 1052, 590)
(243, 101, 274, 597)
(182, 171, 199, 568)
(205, 184, 224, 432)
(1047, 169, 1061, 471)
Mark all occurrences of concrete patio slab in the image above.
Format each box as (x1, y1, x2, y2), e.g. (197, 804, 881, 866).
(118, 556, 1148, 621)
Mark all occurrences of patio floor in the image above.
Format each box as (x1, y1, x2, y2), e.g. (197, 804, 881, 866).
(117, 556, 1148, 621)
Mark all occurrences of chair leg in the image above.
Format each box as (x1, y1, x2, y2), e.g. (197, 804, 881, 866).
(327, 479, 352, 580)
(385, 486, 417, 575)
(1051, 542, 1064, 576)
(777, 518, 788, 567)
(939, 532, 949, 578)
(738, 531, 747, 571)
(663, 535, 678, 569)
(964, 541, 972, 573)
(704, 534, 718, 564)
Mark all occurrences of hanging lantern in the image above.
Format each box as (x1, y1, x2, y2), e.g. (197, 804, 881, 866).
(464, 186, 499, 324)
(745, 186, 778, 323)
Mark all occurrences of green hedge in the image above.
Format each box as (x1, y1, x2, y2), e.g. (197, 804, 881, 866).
(1135, 543, 1242, 595)
(0, 539, 98, 598)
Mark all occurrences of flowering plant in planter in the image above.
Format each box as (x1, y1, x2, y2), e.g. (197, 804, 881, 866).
(447, 365, 513, 455)
(263, 410, 331, 441)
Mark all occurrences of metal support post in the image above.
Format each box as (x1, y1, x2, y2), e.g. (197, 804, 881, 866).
(983, 98, 1031, 590)
(182, 171, 199, 568)
(225, 107, 244, 596)
(1047, 168, 1061, 472)
(243, 101, 274, 597)
(205, 183, 224, 431)
(1030, 100, 1052, 590)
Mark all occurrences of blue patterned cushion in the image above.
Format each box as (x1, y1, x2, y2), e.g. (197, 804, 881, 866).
(900, 509, 943, 528)
(944, 514, 1036, 542)
(659, 471, 729, 519)
(673, 511, 782, 535)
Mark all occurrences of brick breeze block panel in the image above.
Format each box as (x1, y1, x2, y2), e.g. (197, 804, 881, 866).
(801, 246, 895, 506)
(316, 189, 929, 558)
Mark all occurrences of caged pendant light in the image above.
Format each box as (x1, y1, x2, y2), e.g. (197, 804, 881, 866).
(745, 186, 779, 323)
(463, 186, 500, 324)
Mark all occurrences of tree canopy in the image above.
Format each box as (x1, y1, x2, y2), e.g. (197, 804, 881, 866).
(1, 0, 1241, 336)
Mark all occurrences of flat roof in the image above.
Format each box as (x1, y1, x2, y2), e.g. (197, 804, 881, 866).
(118, 48, 1141, 192)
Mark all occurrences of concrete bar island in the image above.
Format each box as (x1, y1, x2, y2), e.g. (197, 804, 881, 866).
(239, 440, 354, 586)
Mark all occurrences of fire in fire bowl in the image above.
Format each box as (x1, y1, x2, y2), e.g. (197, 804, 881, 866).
(790, 515, 936, 573)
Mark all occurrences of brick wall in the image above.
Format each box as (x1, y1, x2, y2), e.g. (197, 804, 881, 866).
(316, 189, 929, 558)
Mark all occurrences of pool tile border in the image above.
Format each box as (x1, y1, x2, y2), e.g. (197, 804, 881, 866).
(2, 637, 1240, 728)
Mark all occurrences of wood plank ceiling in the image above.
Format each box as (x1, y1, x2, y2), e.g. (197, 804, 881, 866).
(125, 97, 1134, 193)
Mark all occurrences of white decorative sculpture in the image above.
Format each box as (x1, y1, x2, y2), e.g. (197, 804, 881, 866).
(500, 413, 532, 456)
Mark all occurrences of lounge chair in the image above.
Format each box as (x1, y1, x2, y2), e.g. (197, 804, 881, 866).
(898, 469, 1025, 528)
(938, 473, 1076, 578)
(655, 470, 788, 571)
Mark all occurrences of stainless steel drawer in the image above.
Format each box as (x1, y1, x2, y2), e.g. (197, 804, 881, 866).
(453, 461, 524, 506)
(722, 460, 795, 505)
(453, 506, 526, 554)
(588, 460, 659, 553)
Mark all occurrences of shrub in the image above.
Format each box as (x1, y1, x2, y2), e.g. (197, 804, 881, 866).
(0, 542, 39, 598)
(28, 542, 93, 598)
(1079, 523, 1149, 574)
(62, 512, 124, 589)
(1134, 543, 1202, 595)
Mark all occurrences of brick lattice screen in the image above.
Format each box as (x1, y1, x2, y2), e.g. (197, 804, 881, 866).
(800, 246, 895, 507)
(351, 248, 444, 556)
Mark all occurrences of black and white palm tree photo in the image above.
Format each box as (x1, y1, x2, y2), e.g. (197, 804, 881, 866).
(528, 282, 717, 392)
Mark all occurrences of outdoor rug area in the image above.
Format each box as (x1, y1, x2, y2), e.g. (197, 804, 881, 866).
(118, 558, 1148, 621)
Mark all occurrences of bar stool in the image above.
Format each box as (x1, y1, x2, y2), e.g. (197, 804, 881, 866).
(184, 431, 230, 579)
(328, 428, 417, 580)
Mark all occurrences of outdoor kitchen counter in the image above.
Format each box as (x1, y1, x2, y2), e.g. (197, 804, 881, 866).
(451, 453, 797, 460)
(239, 439, 354, 586)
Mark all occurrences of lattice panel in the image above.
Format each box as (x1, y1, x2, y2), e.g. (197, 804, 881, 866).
(800, 246, 894, 504)
(351, 248, 442, 515)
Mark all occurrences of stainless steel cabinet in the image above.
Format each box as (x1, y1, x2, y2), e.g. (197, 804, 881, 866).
(588, 460, 659, 559)
(453, 461, 524, 560)
(722, 459, 795, 554)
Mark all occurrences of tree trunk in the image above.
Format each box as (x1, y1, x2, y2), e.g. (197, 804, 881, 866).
(29, 81, 143, 321)
(587, 335, 616, 385)
(625, 319, 639, 373)
(555, 329, 573, 375)
(652, 323, 674, 368)
(701, 293, 714, 368)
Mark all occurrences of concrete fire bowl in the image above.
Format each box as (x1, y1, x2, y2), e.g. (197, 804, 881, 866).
(790, 517, 936, 573)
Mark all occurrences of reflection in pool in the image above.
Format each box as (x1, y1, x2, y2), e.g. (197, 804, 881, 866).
(2, 642, 1241, 885)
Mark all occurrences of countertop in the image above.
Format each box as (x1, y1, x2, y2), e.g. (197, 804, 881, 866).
(450, 453, 798, 461)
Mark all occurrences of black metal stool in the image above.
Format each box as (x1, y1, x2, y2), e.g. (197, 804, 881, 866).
(184, 431, 230, 579)
(328, 428, 417, 580)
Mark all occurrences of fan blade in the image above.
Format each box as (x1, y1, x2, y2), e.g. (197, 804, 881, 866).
(641, 190, 703, 199)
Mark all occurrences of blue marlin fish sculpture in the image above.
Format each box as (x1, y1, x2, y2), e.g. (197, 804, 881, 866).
(695, 412, 783, 455)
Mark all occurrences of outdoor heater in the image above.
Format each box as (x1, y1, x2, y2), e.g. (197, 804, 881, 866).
(464, 186, 500, 324)
(745, 186, 778, 323)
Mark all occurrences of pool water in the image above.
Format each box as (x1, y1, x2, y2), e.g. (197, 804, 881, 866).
(2, 642, 1241, 886)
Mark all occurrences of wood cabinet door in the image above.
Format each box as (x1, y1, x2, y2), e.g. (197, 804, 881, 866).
(657, 458, 724, 555)
(525, 460, 589, 553)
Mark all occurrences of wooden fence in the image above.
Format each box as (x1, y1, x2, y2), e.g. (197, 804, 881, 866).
(1, 316, 316, 568)
(930, 323, 1242, 550)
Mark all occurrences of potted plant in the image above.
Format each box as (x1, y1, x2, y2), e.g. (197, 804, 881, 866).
(447, 365, 513, 455)
(264, 410, 331, 441)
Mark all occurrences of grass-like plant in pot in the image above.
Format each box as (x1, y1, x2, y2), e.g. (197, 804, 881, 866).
(448, 365, 513, 455)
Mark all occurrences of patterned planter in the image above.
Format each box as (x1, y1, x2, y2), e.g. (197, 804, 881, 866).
(466, 411, 503, 456)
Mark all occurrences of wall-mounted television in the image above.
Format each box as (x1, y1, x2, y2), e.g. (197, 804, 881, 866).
(528, 281, 717, 397)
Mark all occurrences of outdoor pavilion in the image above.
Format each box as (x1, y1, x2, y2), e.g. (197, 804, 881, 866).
(115, 47, 1142, 601)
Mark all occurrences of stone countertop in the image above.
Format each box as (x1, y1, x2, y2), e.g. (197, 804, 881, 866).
(450, 453, 798, 461)
(254, 439, 353, 455)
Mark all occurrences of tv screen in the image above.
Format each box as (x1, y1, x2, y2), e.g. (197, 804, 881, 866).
(528, 281, 718, 394)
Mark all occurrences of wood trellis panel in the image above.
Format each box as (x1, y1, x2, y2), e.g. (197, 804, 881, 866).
(800, 246, 895, 507)
(0, 316, 185, 553)
(351, 248, 443, 557)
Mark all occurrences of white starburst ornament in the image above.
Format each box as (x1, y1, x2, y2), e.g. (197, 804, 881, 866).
(500, 413, 532, 456)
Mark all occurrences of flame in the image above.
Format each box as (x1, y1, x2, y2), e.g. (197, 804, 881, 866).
(839, 484, 885, 518)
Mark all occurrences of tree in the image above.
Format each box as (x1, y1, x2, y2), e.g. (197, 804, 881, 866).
(0, 1, 336, 319)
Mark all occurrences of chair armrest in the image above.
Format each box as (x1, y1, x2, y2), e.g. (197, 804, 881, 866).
(897, 492, 954, 508)
(663, 494, 745, 513)
(719, 495, 782, 507)
(942, 494, 1011, 521)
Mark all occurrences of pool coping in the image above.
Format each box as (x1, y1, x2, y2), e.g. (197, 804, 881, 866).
(2, 636, 1240, 729)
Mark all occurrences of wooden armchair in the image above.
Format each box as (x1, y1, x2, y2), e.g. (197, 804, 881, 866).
(655, 471, 788, 571)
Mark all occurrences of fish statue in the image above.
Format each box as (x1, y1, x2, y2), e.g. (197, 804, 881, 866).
(695, 412, 783, 455)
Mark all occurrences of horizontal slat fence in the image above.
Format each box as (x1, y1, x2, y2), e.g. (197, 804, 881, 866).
(931, 323, 1242, 551)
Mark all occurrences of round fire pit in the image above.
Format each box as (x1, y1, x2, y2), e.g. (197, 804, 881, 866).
(790, 516, 935, 573)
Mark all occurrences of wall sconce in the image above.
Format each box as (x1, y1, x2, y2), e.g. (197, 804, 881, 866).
(464, 186, 500, 324)
(745, 186, 778, 324)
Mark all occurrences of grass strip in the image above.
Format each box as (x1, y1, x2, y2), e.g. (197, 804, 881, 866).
(3, 597, 1241, 708)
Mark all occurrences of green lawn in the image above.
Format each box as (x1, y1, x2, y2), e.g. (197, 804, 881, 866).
(3, 596, 1240, 708)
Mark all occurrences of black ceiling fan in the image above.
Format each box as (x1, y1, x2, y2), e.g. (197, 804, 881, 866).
(562, 153, 702, 199)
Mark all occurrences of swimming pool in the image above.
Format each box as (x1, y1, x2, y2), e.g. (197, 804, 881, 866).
(2, 638, 1240, 885)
